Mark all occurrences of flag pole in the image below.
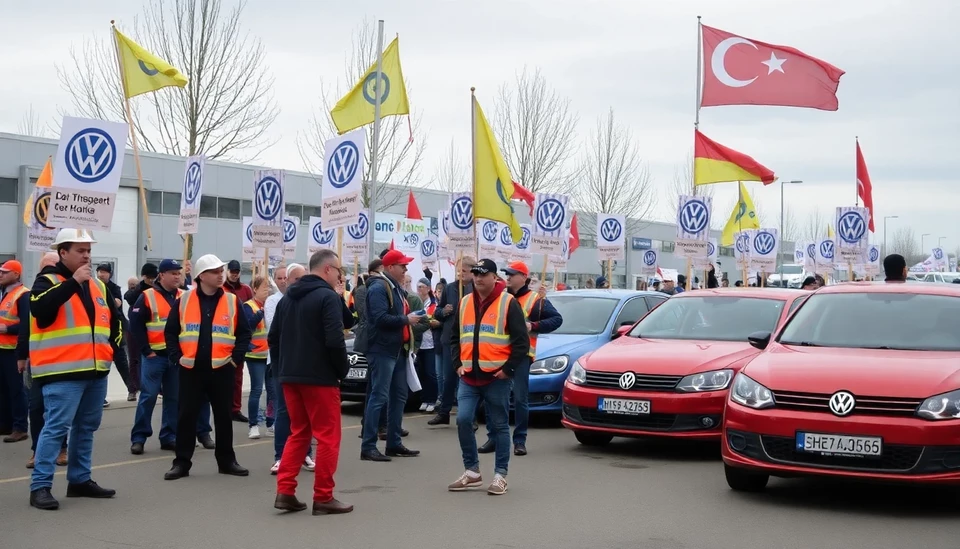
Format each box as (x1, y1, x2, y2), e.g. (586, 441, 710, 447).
(854, 136, 859, 207)
(367, 19, 386, 264)
(110, 21, 153, 251)
(685, 15, 702, 293)
(182, 234, 190, 265)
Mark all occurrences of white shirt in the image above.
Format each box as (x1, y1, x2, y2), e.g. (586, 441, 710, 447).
(264, 291, 284, 364)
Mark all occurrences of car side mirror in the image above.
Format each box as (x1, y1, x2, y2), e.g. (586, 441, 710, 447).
(613, 325, 632, 340)
(747, 331, 772, 350)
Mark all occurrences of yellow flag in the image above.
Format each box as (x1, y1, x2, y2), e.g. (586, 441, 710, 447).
(473, 96, 522, 242)
(330, 37, 410, 134)
(827, 223, 835, 238)
(113, 28, 188, 98)
(721, 182, 759, 246)
(22, 157, 53, 226)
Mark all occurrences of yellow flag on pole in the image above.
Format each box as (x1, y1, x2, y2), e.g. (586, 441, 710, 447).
(721, 182, 760, 246)
(473, 95, 522, 242)
(113, 28, 188, 98)
(330, 37, 410, 134)
(22, 157, 52, 226)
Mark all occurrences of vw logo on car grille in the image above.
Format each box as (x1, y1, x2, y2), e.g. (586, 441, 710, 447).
(828, 391, 856, 417)
(348, 354, 359, 366)
(618, 372, 636, 391)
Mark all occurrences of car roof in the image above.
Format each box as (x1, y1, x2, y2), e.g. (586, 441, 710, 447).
(671, 287, 805, 300)
(817, 281, 960, 297)
(546, 289, 664, 300)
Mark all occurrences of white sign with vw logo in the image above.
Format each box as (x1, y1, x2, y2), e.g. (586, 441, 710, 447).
(597, 213, 625, 261)
(865, 244, 881, 276)
(478, 219, 504, 262)
(308, 216, 338, 254)
(835, 206, 869, 263)
(420, 236, 438, 268)
(817, 238, 836, 275)
(341, 209, 370, 263)
(252, 169, 285, 248)
(50, 116, 129, 231)
(282, 216, 299, 260)
(734, 230, 754, 271)
(694, 237, 718, 268)
(675, 194, 713, 258)
(242, 216, 281, 263)
(641, 249, 659, 276)
(177, 155, 205, 235)
(513, 224, 532, 262)
(322, 128, 365, 229)
(931, 247, 948, 270)
(531, 193, 569, 256)
(749, 228, 779, 272)
(447, 192, 476, 252)
(803, 241, 817, 272)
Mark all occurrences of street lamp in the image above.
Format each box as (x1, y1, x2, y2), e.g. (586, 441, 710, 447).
(883, 215, 898, 257)
(922, 233, 931, 253)
(779, 180, 803, 285)
(939, 236, 946, 247)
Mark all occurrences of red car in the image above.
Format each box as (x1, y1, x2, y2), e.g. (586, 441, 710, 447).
(562, 288, 807, 446)
(722, 282, 960, 492)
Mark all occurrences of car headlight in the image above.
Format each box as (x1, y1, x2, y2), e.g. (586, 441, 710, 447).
(676, 369, 734, 392)
(530, 355, 569, 375)
(917, 389, 960, 420)
(730, 373, 775, 409)
(568, 360, 586, 385)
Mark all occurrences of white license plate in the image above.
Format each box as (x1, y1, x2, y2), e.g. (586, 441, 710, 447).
(346, 368, 367, 380)
(796, 432, 882, 457)
(598, 398, 650, 415)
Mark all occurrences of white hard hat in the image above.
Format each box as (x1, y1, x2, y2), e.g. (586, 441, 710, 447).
(194, 254, 227, 276)
(50, 229, 97, 250)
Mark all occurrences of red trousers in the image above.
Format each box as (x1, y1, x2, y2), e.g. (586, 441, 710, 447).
(232, 363, 243, 413)
(277, 384, 342, 502)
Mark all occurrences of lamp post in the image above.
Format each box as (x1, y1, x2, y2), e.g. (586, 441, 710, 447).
(939, 236, 946, 247)
(922, 233, 931, 253)
(778, 180, 803, 285)
(883, 215, 898, 257)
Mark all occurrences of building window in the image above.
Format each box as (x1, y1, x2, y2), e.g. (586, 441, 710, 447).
(163, 192, 182, 215)
(0, 178, 18, 204)
(661, 241, 675, 253)
(241, 199, 252, 217)
(302, 205, 321, 223)
(199, 196, 218, 218)
(580, 237, 596, 249)
(0, 253, 14, 262)
(285, 203, 303, 221)
(719, 246, 734, 257)
(218, 197, 241, 220)
(147, 190, 163, 214)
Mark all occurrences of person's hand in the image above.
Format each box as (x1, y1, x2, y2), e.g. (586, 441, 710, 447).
(457, 366, 467, 377)
(73, 263, 92, 284)
(443, 304, 453, 314)
(114, 298, 123, 308)
(184, 259, 192, 275)
(17, 360, 26, 374)
(537, 286, 547, 298)
(428, 319, 441, 328)
(493, 370, 509, 380)
(407, 313, 424, 325)
(525, 322, 532, 333)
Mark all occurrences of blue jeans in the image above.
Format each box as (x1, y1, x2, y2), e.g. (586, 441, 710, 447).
(273, 371, 311, 461)
(457, 378, 511, 476)
(246, 359, 275, 428)
(0, 350, 27, 432)
(361, 351, 407, 452)
(131, 355, 178, 445)
(31, 376, 109, 492)
(435, 351, 445, 405)
(437, 343, 458, 415)
(485, 358, 531, 445)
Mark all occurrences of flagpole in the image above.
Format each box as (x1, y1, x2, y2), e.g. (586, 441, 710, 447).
(684, 15, 703, 293)
(110, 21, 153, 251)
(854, 136, 860, 207)
(367, 19, 386, 264)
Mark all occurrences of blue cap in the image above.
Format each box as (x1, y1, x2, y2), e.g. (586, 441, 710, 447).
(159, 259, 182, 273)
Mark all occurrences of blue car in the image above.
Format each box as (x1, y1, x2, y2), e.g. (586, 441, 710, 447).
(528, 289, 670, 415)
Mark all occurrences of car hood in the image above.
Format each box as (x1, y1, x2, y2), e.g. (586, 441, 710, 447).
(582, 338, 759, 375)
(534, 333, 604, 361)
(744, 345, 960, 398)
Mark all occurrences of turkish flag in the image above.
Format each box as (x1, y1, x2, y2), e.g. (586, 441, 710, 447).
(568, 212, 580, 255)
(700, 25, 845, 111)
(406, 190, 422, 220)
(856, 141, 876, 232)
(511, 181, 536, 216)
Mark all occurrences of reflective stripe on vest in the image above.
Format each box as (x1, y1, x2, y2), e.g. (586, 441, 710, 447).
(458, 291, 513, 373)
(29, 274, 114, 378)
(516, 291, 539, 358)
(245, 299, 268, 360)
(178, 290, 237, 368)
(0, 285, 28, 350)
(144, 287, 182, 351)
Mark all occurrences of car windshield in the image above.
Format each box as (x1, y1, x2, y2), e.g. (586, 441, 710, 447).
(546, 295, 620, 335)
(628, 296, 785, 341)
(781, 265, 804, 275)
(779, 292, 960, 351)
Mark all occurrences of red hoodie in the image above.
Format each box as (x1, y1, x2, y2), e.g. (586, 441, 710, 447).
(223, 279, 253, 303)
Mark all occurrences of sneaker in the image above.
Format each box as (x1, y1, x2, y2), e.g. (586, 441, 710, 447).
(266, 425, 275, 437)
(127, 392, 137, 402)
(448, 470, 483, 491)
(419, 402, 428, 412)
(487, 474, 508, 495)
(425, 404, 436, 413)
(102, 400, 110, 408)
(248, 426, 261, 439)
(303, 456, 316, 471)
(270, 461, 280, 475)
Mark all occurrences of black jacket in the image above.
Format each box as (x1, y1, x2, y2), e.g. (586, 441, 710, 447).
(268, 275, 355, 386)
(29, 262, 126, 385)
(125, 279, 151, 309)
(436, 280, 473, 344)
(451, 283, 530, 381)
(163, 286, 252, 371)
(130, 282, 181, 357)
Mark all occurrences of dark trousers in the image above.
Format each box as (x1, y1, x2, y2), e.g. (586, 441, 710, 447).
(174, 365, 236, 470)
(232, 363, 244, 413)
(437, 342, 458, 415)
(0, 350, 27, 432)
(28, 377, 66, 453)
(126, 334, 141, 393)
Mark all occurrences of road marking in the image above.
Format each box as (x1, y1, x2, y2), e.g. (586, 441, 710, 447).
(0, 414, 432, 485)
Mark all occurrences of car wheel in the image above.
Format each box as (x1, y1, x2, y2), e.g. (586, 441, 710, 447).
(574, 432, 613, 447)
(724, 464, 768, 492)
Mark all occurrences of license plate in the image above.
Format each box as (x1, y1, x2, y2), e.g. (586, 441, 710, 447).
(598, 398, 650, 415)
(796, 432, 882, 457)
(346, 368, 367, 380)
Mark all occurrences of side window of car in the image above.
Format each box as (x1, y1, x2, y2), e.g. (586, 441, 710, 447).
(787, 296, 806, 316)
(644, 296, 667, 311)
(613, 297, 650, 328)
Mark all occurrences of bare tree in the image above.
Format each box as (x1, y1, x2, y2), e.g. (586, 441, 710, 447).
(57, 0, 279, 163)
(429, 138, 467, 194)
(297, 19, 426, 210)
(776, 205, 801, 244)
(802, 209, 829, 242)
(18, 105, 52, 138)
(573, 108, 657, 238)
(492, 67, 579, 194)
(890, 226, 922, 264)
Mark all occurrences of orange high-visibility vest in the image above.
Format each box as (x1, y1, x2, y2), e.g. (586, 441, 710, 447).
(458, 291, 514, 373)
(178, 289, 237, 369)
(29, 275, 114, 379)
(143, 287, 182, 352)
(244, 299, 267, 360)
(0, 284, 28, 350)
(516, 291, 540, 359)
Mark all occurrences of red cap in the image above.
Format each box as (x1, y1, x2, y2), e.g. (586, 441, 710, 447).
(0, 260, 22, 275)
(502, 261, 529, 277)
(381, 249, 414, 267)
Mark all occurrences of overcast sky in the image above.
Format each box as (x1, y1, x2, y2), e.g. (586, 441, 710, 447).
(1, 0, 956, 252)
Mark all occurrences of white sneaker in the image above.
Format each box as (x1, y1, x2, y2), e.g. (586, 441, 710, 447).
(426, 404, 436, 413)
(248, 426, 261, 439)
(448, 470, 483, 491)
(266, 425, 275, 437)
(270, 460, 280, 475)
(303, 456, 316, 471)
(487, 473, 508, 495)
(419, 403, 428, 412)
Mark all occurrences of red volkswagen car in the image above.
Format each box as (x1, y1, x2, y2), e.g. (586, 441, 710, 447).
(722, 282, 960, 491)
(562, 288, 807, 446)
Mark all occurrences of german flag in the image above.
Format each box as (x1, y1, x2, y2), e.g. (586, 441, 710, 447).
(694, 130, 776, 186)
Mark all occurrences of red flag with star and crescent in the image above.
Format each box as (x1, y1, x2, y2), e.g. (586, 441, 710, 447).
(856, 140, 876, 232)
(700, 24, 845, 111)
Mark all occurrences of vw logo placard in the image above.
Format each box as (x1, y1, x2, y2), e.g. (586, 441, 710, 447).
(65, 128, 117, 184)
(934, 248, 944, 261)
(482, 221, 499, 243)
(183, 161, 203, 206)
(708, 241, 716, 258)
(326, 140, 360, 190)
(451, 195, 474, 232)
(820, 239, 835, 260)
(347, 211, 369, 241)
(807, 243, 816, 259)
(600, 217, 623, 243)
(517, 227, 531, 250)
(421, 239, 436, 258)
(736, 233, 750, 255)
(535, 198, 566, 234)
(753, 231, 776, 256)
(679, 198, 709, 236)
(254, 175, 283, 222)
(837, 211, 866, 245)
(869, 247, 880, 263)
(643, 250, 657, 266)
(283, 218, 297, 243)
(499, 225, 513, 246)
